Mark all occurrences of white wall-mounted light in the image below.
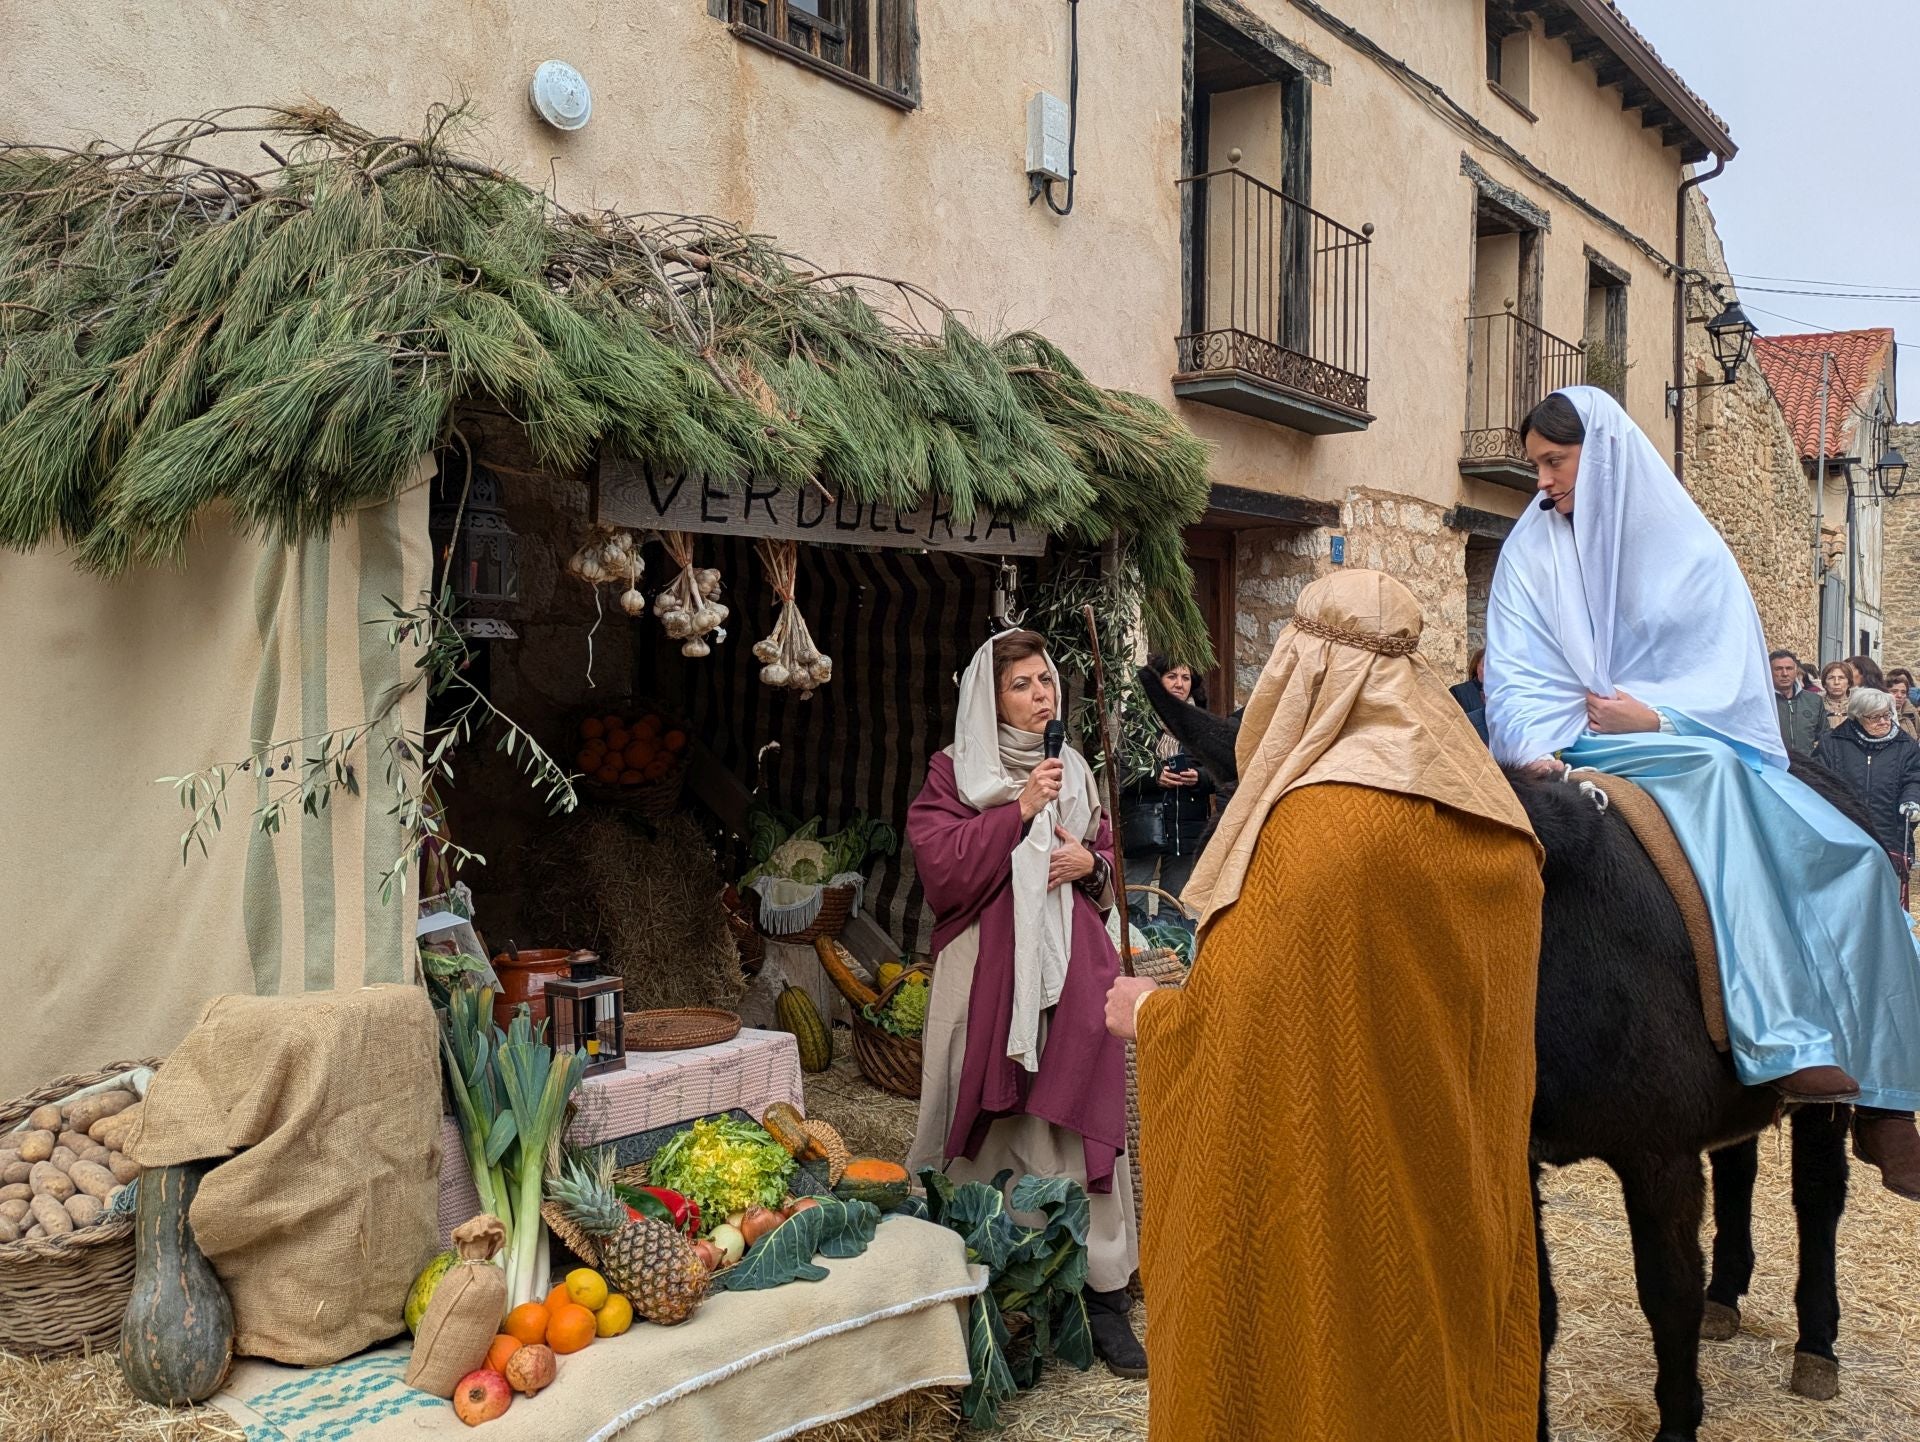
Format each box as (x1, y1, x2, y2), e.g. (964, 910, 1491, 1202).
(529, 61, 593, 131)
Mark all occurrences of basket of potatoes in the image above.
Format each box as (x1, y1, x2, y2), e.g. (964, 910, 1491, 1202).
(0, 1061, 155, 1358)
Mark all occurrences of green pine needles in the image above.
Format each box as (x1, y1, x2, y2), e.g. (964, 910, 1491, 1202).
(0, 104, 1211, 660)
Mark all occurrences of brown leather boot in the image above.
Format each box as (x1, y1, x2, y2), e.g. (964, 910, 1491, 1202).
(1853, 1109, 1920, 1201)
(1773, 1065, 1861, 1103)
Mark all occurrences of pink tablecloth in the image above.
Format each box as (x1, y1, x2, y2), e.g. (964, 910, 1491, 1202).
(435, 1027, 803, 1245)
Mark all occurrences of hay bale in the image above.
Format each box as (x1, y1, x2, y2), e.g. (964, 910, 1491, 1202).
(794, 1385, 960, 1442)
(523, 809, 744, 1012)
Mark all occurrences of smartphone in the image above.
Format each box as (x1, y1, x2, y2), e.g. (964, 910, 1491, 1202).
(1164, 753, 1192, 774)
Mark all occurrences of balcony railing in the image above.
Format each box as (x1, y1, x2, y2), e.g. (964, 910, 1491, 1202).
(1174, 167, 1373, 435)
(1460, 310, 1587, 487)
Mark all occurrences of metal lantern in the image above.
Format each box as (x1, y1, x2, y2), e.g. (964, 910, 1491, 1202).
(1876, 445, 1909, 500)
(431, 463, 520, 639)
(1704, 301, 1756, 386)
(547, 967, 626, 1077)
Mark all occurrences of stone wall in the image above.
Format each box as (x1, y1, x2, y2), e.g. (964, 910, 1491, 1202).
(1881, 422, 1920, 668)
(1465, 543, 1500, 660)
(1229, 488, 1470, 704)
(1681, 192, 1819, 662)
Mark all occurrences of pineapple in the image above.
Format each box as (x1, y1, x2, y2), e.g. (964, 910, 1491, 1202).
(548, 1157, 709, 1325)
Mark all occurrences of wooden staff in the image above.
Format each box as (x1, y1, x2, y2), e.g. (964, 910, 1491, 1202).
(1081, 604, 1135, 978)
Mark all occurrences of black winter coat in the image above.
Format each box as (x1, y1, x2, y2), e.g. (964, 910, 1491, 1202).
(1123, 746, 1216, 858)
(1810, 720, 1920, 859)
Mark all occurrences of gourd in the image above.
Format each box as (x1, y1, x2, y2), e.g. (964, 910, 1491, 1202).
(760, 1102, 812, 1157)
(120, 1161, 235, 1405)
(833, 1159, 910, 1212)
(775, 985, 833, 1073)
(800, 1120, 851, 1188)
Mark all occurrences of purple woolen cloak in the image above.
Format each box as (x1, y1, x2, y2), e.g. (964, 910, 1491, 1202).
(906, 750, 1128, 1192)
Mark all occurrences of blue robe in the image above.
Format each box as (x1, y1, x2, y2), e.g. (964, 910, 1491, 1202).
(1568, 714, 1920, 1111)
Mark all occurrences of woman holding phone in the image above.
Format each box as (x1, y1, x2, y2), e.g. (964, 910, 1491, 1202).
(1125, 658, 1217, 918)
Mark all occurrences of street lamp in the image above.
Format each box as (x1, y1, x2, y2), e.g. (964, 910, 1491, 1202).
(1704, 301, 1756, 386)
(1875, 444, 1909, 500)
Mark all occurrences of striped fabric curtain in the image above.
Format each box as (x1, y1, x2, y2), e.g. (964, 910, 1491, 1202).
(682, 540, 996, 953)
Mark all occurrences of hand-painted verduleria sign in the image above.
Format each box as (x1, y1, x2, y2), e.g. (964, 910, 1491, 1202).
(597, 458, 1048, 557)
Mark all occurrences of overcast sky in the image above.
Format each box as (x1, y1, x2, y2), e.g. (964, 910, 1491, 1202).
(1625, 0, 1916, 417)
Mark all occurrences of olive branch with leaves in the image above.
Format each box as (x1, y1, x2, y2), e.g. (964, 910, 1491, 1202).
(159, 585, 577, 903)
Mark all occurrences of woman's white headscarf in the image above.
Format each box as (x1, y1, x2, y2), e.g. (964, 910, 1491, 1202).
(949, 632, 1103, 1072)
(1485, 386, 1786, 770)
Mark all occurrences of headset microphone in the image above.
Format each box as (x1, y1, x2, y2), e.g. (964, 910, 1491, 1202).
(1538, 495, 1556, 511)
(1043, 719, 1065, 760)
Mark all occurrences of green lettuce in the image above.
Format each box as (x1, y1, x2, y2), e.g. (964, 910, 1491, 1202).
(646, 1117, 796, 1228)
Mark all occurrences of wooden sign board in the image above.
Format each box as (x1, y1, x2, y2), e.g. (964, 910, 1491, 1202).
(598, 458, 1049, 557)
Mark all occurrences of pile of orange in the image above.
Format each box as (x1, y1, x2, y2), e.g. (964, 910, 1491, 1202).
(576, 710, 688, 787)
(492, 1270, 634, 1369)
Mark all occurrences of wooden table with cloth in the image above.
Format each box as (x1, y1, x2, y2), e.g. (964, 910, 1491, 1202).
(1109, 571, 1545, 1442)
(904, 628, 1145, 1376)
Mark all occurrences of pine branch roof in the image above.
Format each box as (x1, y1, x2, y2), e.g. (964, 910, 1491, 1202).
(0, 105, 1211, 656)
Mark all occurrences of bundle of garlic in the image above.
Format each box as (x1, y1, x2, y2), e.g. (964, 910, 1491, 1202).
(566, 524, 647, 615)
(752, 539, 832, 699)
(652, 531, 729, 658)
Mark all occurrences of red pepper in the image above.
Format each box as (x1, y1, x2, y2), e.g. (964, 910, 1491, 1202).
(640, 1185, 700, 1235)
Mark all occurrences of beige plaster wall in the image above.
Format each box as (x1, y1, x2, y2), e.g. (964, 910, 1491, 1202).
(5, 0, 1696, 524)
(1881, 423, 1920, 669)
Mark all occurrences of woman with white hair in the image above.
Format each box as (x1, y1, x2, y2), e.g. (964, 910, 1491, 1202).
(1812, 687, 1920, 875)
(1485, 386, 1920, 1200)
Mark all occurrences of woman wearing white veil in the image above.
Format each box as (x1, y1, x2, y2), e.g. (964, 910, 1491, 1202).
(1486, 386, 1920, 1199)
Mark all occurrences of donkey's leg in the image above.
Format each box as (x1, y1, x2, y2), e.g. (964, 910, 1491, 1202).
(1788, 1104, 1850, 1400)
(1617, 1153, 1708, 1442)
(1702, 1138, 1759, 1340)
(1534, 1165, 1558, 1442)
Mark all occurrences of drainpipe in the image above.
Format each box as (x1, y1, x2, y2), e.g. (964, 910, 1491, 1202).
(1672, 154, 1728, 483)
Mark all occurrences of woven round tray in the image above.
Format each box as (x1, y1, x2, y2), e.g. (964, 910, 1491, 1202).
(0, 1059, 157, 1359)
(624, 1008, 742, 1052)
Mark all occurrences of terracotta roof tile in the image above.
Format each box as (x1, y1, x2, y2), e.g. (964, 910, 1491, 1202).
(1752, 328, 1895, 460)
(1600, 1, 1733, 143)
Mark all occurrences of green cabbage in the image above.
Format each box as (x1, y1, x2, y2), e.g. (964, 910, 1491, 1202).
(647, 1118, 796, 1228)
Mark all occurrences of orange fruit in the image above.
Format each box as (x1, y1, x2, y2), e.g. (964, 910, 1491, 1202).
(486, 1333, 523, 1374)
(546, 1302, 596, 1355)
(624, 743, 656, 768)
(635, 714, 661, 736)
(504, 1302, 549, 1347)
(619, 768, 644, 785)
(580, 717, 605, 739)
(644, 758, 670, 780)
(662, 730, 686, 753)
(596, 764, 623, 784)
(606, 728, 631, 750)
(545, 1282, 571, 1311)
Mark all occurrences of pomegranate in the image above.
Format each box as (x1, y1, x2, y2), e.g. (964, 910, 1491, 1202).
(504, 1343, 557, 1397)
(452, 1368, 512, 1426)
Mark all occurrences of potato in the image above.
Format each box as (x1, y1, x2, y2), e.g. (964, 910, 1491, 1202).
(28, 1105, 64, 1132)
(1, 1163, 28, 1185)
(64, 1090, 135, 1136)
(64, 1194, 103, 1229)
(17, 1130, 54, 1163)
(91, 1104, 142, 1150)
(107, 1152, 141, 1184)
(68, 1160, 118, 1201)
(0, 1198, 28, 1224)
(24, 1224, 44, 1239)
(0, 1183, 28, 1203)
(78, 1142, 110, 1166)
(57, 1130, 91, 1155)
(0, 1216, 16, 1243)
(29, 1162, 73, 1202)
(49, 1146, 76, 1174)
(28, 1194, 72, 1236)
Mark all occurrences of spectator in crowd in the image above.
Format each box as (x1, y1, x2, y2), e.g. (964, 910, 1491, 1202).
(1771, 649, 1825, 757)
(1849, 655, 1888, 692)
(1450, 647, 1490, 743)
(1124, 657, 1217, 926)
(1821, 661, 1854, 729)
(1812, 688, 1920, 878)
(1889, 668, 1919, 741)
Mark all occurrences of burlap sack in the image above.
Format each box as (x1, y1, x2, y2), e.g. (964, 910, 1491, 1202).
(125, 985, 443, 1365)
(406, 1216, 507, 1397)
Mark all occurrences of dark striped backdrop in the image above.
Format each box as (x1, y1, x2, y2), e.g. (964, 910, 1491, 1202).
(669, 539, 995, 954)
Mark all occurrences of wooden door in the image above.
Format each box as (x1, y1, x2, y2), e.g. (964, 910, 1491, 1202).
(1182, 526, 1236, 712)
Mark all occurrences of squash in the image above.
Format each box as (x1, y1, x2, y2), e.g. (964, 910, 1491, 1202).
(760, 1102, 812, 1157)
(120, 1160, 235, 1405)
(775, 985, 833, 1073)
(800, 1120, 850, 1188)
(834, 1158, 910, 1213)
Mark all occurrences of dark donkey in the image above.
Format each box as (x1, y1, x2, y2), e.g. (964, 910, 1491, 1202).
(1139, 669, 1849, 1442)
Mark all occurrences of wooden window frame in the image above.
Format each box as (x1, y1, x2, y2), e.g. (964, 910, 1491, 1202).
(720, 0, 919, 111)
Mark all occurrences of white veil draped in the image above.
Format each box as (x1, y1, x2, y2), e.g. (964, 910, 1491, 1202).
(1485, 386, 1786, 770)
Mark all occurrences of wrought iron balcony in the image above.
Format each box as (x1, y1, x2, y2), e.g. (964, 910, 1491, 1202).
(1460, 310, 1587, 488)
(1174, 168, 1373, 435)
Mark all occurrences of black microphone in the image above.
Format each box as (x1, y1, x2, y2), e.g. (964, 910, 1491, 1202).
(1538, 495, 1556, 511)
(1043, 719, 1065, 760)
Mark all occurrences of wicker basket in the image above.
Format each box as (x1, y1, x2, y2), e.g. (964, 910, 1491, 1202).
(0, 1059, 157, 1358)
(724, 901, 766, 978)
(757, 882, 856, 945)
(813, 937, 926, 1099)
(1122, 886, 1193, 1232)
(569, 704, 690, 822)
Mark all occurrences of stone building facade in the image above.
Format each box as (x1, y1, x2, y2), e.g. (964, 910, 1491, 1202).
(1881, 423, 1920, 669)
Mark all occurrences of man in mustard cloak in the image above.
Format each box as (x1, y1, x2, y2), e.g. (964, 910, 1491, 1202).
(1108, 570, 1544, 1441)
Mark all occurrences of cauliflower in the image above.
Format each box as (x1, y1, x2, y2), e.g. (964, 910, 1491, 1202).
(765, 836, 830, 885)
